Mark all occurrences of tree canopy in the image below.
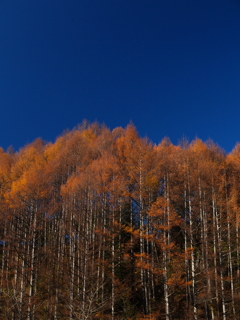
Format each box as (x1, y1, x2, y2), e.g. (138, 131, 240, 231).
(0, 122, 239, 320)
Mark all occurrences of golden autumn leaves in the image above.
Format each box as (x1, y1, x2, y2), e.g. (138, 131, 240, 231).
(1, 122, 240, 319)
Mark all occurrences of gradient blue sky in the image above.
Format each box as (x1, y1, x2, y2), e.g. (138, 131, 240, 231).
(1, 0, 240, 152)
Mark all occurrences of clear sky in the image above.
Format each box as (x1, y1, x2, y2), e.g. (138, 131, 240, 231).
(1, 0, 240, 152)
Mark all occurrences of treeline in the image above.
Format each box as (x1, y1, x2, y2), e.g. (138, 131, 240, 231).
(0, 122, 240, 319)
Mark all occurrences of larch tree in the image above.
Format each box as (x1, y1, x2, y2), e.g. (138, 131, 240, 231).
(1, 122, 240, 319)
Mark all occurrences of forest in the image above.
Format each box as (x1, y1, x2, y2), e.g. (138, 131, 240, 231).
(1, 121, 240, 320)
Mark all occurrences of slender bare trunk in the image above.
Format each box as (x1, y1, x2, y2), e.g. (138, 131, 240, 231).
(188, 176, 197, 320)
(27, 206, 37, 320)
(225, 175, 236, 320)
(215, 206, 226, 320)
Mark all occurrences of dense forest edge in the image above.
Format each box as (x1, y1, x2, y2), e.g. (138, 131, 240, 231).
(1, 121, 240, 319)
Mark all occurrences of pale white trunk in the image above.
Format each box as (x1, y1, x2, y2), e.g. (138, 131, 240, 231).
(198, 176, 211, 318)
(184, 186, 190, 310)
(27, 207, 37, 320)
(236, 218, 240, 286)
(12, 234, 19, 320)
(215, 207, 226, 320)
(225, 185, 236, 319)
(54, 206, 65, 320)
(111, 211, 115, 320)
(212, 197, 220, 319)
(82, 189, 90, 315)
(69, 202, 76, 320)
(101, 206, 106, 306)
(188, 176, 197, 320)
(139, 157, 148, 314)
(19, 224, 27, 319)
(0, 223, 7, 296)
(164, 174, 170, 320)
(163, 235, 169, 320)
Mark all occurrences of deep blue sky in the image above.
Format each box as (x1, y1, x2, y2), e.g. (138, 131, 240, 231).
(1, 0, 240, 152)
